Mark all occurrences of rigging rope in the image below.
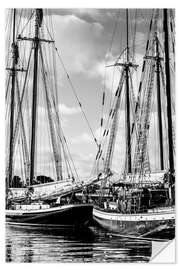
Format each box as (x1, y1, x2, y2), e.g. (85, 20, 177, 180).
(99, 9, 121, 147)
(55, 48, 99, 148)
(39, 32, 79, 180)
(18, 10, 34, 37)
(42, 18, 98, 148)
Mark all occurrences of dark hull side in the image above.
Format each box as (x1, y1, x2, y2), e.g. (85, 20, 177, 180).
(6, 204, 93, 227)
(93, 209, 175, 239)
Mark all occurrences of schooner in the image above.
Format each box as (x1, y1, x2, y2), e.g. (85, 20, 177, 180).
(5, 9, 96, 226)
(91, 9, 175, 239)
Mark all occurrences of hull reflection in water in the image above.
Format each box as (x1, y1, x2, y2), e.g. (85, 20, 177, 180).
(6, 224, 152, 262)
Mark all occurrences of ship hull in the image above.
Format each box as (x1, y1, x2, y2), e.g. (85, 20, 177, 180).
(93, 207, 175, 239)
(6, 204, 93, 227)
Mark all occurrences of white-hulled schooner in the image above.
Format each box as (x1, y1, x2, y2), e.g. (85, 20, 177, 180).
(5, 9, 98, 226)
(91, 9, 175, 239)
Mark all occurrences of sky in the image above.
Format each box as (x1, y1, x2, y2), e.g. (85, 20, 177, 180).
(45, 9, 153, 178)
(6, 8, 175, 181)
(46, 9, 152, 176)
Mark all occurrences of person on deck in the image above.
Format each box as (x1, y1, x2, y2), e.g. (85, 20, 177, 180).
(127, 199, 132, 214)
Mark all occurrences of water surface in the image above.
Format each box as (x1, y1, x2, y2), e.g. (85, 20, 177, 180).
(6, 224, 152, 263)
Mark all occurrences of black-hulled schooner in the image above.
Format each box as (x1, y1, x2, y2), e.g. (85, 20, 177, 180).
(91, 9, 175, 239)
(5, 9, 93, 226)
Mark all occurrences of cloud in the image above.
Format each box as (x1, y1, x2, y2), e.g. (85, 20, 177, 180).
(71, 132, 93, 144)
(49, 9, 118, 24)
(59, 103, 81, 115)
(9, 9, 173, 180)
(70, 152, 95, 178)
(71, 126, 106, 146)
(52, 14, 104, 76)
(89, 59, 120, 92)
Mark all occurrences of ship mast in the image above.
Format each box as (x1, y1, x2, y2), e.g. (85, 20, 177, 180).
(17, 9, 63, 183)
(125, 9, 132, 173)
(163, 9, 174, 173)
(29, 9, 41, 185)
(155, 34, 164, 170)
(8, 9, 17, 188)
(103, 9, 136, 175)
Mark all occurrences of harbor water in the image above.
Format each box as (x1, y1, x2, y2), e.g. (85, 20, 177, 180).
(6, 223, 152, 263)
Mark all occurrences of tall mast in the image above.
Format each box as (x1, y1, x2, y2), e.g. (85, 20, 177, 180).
(126, 9, 129, 63)
(102, 9, 136, 175)
(155, 35, 164, 170)
(29, 9, 41, 185)
(8, 9, 17, 188)
(125, 9, 131, 173)
(163, 9, 174, 173)
(104, 71, 125, 173)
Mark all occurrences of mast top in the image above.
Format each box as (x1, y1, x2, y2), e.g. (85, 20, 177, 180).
(36, 9, 43, 28)
(126, 9, 129, 63)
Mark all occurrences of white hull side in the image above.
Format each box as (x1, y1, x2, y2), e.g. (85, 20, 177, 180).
(93, 207, 175, 238)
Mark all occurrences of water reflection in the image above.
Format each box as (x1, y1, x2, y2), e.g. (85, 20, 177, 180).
(6, 224, 152, 262)
(23, 239, 34, 263)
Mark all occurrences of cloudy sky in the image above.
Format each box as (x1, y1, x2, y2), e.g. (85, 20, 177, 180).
(7, 9, 175, 181)
(46, 9, 152, 178)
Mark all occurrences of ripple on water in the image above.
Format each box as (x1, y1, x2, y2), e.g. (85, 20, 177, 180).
(6, 224, 152, 263)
